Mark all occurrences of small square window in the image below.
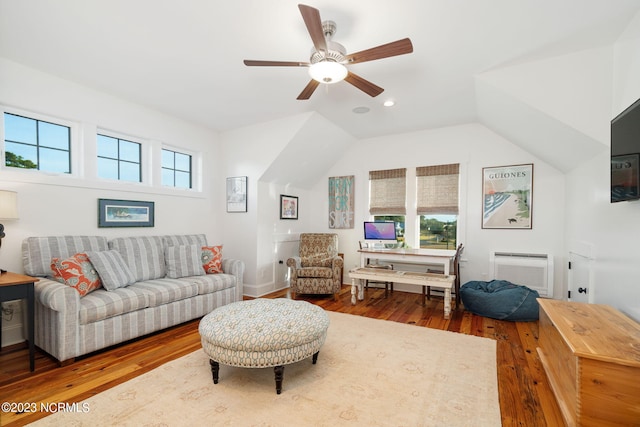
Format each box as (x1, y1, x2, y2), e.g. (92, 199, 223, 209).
(4, 113, 71, 173)
(161, 148, 192, 189)
(97, 134, 141, 182)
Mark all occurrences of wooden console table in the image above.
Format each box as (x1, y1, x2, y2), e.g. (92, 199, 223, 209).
(537, 299, 640, 426)
(349, 267, 455, 319)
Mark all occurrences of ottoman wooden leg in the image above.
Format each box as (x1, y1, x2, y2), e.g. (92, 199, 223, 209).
(274, 365, 285, 394)
(312, 351, 319, 364)
(210, 359, 220, 384)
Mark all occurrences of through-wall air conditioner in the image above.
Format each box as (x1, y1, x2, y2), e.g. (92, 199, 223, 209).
(490, 252, 553, 297)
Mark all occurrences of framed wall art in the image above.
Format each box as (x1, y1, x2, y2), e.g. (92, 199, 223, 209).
(280, 195, 298, 220)
(328, 175, 354, 229)
(482, 164, 533, 229)
(226, 176, 247, 212)
(98, 199, 155, 228)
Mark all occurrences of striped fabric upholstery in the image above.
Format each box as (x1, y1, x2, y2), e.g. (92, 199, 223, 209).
(86, 250, 137, 290)
(109, 236, 166, 282)
(79, 286, 150, 324)
(163, 234, 207, 247)
(27, 234, 245, 364)
(22, 236, 109, 277)
(164, 244, 205, 279)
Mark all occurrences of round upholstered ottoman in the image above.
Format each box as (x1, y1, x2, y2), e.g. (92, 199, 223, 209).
(198, 298, 329, 394)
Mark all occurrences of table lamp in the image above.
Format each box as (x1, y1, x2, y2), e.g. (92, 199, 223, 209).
(0, 190, 19, 273)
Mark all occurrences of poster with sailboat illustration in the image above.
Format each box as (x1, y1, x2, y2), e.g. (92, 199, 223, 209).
(482, 164, 533, 229)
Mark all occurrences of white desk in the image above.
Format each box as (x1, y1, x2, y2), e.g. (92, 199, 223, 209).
(359, 248, 456, 274)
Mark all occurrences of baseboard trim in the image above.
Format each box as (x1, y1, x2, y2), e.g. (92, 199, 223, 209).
(243, 282, 289, 298)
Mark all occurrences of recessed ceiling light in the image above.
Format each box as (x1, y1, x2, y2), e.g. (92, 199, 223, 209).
(352, 106, 370, 114)
(383, 100, 395, 107)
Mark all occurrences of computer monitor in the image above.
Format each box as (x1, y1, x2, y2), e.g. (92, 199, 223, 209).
(363, 221, 397, 247)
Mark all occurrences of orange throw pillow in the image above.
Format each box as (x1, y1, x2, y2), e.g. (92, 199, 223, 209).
(202, 245, 223, 274)
(51, 253, 102, 296)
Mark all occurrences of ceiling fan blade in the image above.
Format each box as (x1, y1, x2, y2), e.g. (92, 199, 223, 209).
(344, 72, 384, 97)
(244, 60, 309, 67)
(298, 4, 327, 53)
(297, 80, 320, 100)
(346, 38, 413, 64)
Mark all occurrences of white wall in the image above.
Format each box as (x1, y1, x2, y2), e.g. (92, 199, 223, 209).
(0, 58, 222, 273)
(564, 12, 640, 321)
(305, 123, 565, 297)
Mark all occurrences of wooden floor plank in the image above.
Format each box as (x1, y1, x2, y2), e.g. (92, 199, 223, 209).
(0, 286, 563, 426)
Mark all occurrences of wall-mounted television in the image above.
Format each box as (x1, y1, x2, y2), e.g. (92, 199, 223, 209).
(611, 97, 640, 203)
(363, 221, 397, 244)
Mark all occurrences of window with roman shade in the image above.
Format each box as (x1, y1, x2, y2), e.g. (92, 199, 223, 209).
(416, 163, 459, 214)
(369, 168, 407, 215)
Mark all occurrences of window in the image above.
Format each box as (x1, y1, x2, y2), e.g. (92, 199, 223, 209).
(97, 134, 141, 182)
(369, 168, 406, 244)
(416, 164, 459, 250)
(3, 112, 71, 173)
(161, 148, 192, 188)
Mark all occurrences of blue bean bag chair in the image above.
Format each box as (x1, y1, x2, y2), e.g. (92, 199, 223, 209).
(460, 280, 540, 321)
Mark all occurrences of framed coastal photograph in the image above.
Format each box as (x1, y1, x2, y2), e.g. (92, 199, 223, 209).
(482, 164, 533, 229)
(98, 199, 154, 228)
(280, 195, 298, 220)
(226, 176, 248, 212)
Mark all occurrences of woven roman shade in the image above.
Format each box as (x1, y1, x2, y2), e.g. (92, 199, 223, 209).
(369, 168, 406, 215)
(416, 164, 459, 215)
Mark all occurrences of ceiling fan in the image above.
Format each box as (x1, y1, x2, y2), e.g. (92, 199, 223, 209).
(243, 4, 413, 100)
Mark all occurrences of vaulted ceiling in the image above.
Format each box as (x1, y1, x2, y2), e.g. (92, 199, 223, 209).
(1, 0, 639, 173)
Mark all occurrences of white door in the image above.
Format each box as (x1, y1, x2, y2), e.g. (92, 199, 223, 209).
(567, 252, 593, 303)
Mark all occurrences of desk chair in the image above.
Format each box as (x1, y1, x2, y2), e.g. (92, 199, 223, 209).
(426, 243, 463, 306)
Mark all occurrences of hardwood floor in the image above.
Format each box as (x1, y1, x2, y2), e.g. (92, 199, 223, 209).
(0, 285, 564, 426)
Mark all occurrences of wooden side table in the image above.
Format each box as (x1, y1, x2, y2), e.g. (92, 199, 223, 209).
(0, 272, 38, 371)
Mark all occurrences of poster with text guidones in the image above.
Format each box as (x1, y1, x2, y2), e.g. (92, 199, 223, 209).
(482, 164, 533, 229)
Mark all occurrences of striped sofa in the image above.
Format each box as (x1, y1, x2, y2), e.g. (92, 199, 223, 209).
(22, 234, 244, 364)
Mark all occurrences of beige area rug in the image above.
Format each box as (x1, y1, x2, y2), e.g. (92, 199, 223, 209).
(32, 312, 500, 426)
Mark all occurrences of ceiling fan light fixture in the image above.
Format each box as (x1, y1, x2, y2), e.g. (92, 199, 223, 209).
(308, 61, 347, 84)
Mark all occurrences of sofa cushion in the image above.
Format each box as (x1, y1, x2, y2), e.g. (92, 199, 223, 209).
(297, 266, 333, 279)
(163, 234, 207, 247)
(22, 236, 109, 277)
(50, 253, 102, 296)
(188, 273, 237, 295)
(129, 278, 199, 307)
(202, 245, 223, 274)
(164, 245, 205, 279)
(109, 236, 166, 282)
(87, 250, 137, 291)
(79, 286, 150, 324)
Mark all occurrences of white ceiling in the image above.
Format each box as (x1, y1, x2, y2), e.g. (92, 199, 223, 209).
(1, 0, 639, 149)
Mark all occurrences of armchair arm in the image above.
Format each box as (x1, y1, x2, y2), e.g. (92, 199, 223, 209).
(286, 257, 301, 285)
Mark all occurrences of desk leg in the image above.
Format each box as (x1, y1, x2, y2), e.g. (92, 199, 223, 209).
(27, 284, 35, 371)
(443, 288, 451, 320)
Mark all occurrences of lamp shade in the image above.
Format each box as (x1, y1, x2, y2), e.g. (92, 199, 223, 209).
(308, 61, 347, 84)
(0, 190, 19, 220)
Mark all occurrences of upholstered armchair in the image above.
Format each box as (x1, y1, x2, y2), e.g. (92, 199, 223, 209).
(287, 233, 343, 300)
